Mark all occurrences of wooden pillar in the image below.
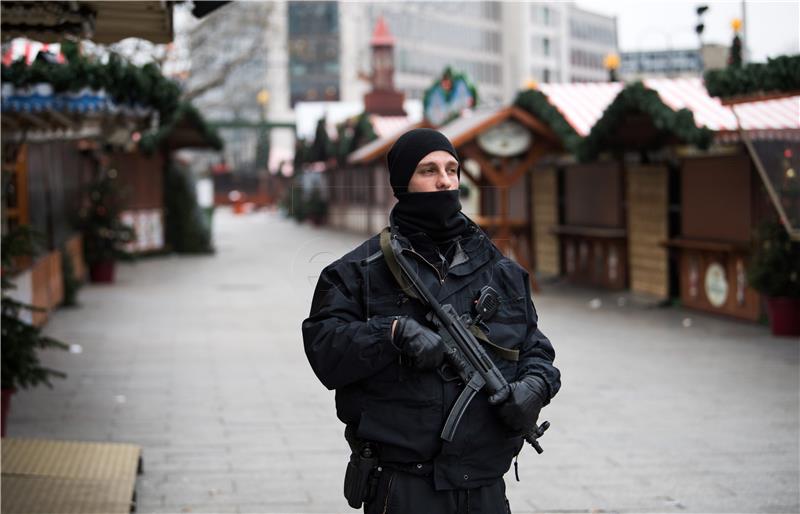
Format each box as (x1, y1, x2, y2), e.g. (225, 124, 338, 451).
(627, 165, 669, 299)
(532, 167, 559, 276)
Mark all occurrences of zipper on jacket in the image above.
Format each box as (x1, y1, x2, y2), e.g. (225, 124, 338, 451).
(404, 248, 446, 285)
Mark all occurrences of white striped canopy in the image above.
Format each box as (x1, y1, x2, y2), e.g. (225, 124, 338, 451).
(539, 77, 799, 140)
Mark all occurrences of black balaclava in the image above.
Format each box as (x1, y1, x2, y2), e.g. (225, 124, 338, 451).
(387, 128, 467, 245)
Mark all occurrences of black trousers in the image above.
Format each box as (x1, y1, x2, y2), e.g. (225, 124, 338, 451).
(364, 467, 511, 514)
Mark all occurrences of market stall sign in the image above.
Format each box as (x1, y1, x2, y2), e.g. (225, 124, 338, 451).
(704, 262, 729, 307)
(423, 67, 477, 127)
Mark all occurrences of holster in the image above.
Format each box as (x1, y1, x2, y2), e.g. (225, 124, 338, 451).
(343, 426, 380, 509)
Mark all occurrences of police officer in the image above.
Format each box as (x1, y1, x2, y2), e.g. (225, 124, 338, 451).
(302, 128, 560, 514)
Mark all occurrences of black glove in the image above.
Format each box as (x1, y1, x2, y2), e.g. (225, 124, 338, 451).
(497, 375, 548, 432)
(392, 317, 445, 370)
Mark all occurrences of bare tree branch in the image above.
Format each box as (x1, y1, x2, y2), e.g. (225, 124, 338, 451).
(181, 38, 261, 102)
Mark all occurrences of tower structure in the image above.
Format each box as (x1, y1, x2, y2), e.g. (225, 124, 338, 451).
(363, 17, 405, 116)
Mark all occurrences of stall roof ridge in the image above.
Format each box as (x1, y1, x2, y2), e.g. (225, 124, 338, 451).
(347, 78, 799, 166)
(536, 77, 800, 136)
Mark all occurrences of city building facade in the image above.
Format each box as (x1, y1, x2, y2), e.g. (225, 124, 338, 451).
(620, 44, 728, 81)
(182, 1, 618, 172)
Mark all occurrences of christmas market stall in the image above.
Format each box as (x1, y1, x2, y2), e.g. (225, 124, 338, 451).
(701, 57, 800, 330)
(2, 39, 220, 309)
(518, 82, 628, 289)
(1, 46, 156, 316)
(646, 77, 796, 321)
(535, 71, 799, 322)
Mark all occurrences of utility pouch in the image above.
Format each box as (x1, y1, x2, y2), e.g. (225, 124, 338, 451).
(343, 443, 379, 509)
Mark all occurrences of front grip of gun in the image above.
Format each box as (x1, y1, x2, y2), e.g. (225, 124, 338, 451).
(440, 373, 485, 442)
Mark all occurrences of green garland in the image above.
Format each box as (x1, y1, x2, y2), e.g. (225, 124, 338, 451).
(1, 41, 181, 121)
(2, 42, 222, 155)
(577, 82, 712, 162)
(704, 55, 800, 99)
(139, 102, 223, 154)
(513, 89, 581, 153)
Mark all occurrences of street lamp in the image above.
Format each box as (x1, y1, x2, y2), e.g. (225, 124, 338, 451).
(604, 52, 620, 82)
(256, 89, 270, 120)
(729, 18, 743, 67)
(256, 89, 270, 171)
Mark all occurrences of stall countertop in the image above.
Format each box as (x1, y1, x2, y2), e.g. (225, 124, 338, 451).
(551, 225, 627, 239)
(663, 237, 750, 252)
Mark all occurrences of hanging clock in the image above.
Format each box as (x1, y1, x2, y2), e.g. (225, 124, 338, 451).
(476, 120, 532, 157)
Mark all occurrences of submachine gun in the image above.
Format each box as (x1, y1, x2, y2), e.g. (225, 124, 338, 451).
(385, 232, 549, 453)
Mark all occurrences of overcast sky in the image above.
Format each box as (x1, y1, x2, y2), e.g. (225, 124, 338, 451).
(574, 0, 799, 61)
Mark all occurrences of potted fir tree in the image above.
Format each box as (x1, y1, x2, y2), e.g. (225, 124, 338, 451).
(81, 168, 135, 283)
(747, 222, 800, 336)
(1, 227, 68, 436)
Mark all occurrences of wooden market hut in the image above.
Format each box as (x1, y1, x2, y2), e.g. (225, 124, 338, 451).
(115, 103, 222, 253)
(537, 76, 799, 321)
(1, 0, 178, 277)
(1, 45, 219, 323)
(1, 84, 154, 324)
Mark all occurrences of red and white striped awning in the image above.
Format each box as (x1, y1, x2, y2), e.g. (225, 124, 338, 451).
(538, 76, 800, 139)
(538, 82, 623, 136)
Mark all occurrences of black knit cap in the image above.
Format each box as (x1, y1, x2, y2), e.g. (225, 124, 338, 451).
(387, 128, 459, 194)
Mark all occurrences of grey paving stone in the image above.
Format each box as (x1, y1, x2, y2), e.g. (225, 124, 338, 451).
(7, 210, 798, 513)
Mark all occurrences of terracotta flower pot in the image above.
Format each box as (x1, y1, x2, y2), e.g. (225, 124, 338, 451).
(766, 297, 800, 337)
(1, 388, 14, 437)
(89, 260, 115, 283)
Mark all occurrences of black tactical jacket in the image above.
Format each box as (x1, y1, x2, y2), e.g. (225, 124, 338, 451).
(302, 218, 561, 491)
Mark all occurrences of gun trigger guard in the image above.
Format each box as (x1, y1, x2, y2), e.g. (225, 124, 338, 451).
(437, 363, 460, 382)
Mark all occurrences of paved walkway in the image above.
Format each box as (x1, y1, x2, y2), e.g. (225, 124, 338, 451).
(8, 209, 799, 513)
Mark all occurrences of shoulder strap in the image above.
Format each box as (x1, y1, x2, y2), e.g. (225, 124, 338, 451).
(468, 325, 519, 362)
(379, 227, 420, 300)
(379, 228, 519, 362)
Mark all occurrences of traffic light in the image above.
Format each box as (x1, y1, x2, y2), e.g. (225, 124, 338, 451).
(696, 5, 709, 38)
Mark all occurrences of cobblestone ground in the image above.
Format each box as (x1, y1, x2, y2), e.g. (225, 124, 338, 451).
(8, 209, 799, 514)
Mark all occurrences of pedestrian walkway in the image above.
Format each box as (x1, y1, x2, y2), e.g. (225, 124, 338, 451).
(8, 209, 799, 513)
